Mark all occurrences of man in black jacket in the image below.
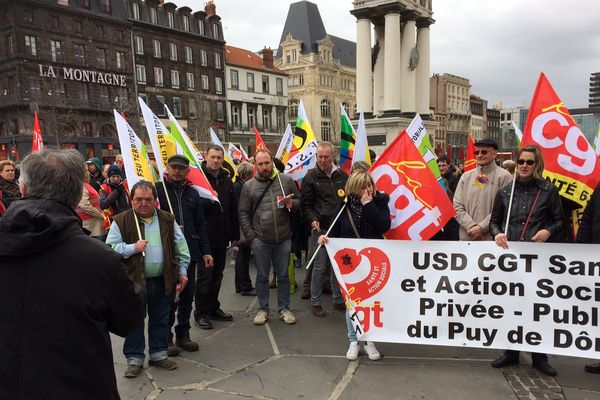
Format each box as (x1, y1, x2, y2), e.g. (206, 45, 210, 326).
(301, 141, 348, 317)
(0, 149, 145, 400)
(194, 145, 239, 329)
(157, 155, 214, 355)
(576, 182, 600, 374)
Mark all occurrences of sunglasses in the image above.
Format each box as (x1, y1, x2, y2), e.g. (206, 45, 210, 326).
(517, 159, 535, 166)
(474, 150, 489, 155)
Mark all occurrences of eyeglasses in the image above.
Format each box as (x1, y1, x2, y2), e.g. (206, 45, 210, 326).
(517, 159, 535, 166)
(474, 150, 488, 155)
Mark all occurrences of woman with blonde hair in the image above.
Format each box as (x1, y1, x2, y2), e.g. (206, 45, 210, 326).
(318, 169, 391, 361)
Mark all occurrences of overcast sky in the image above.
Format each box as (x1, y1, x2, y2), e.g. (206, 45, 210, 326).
(180, 0, 600, 109)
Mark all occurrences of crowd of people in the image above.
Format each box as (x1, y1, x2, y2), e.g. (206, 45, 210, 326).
(1, 137, 600, 397)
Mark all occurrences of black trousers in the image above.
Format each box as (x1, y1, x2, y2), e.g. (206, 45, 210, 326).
(169, 260, 198, 342)
(505, 350, 548, 364)
(194, 247, 226, 318)
(234, 244, 253, 292)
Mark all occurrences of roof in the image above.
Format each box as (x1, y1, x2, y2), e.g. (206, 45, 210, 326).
(224, 45, 285, 75)
(276, 1, 356, 68)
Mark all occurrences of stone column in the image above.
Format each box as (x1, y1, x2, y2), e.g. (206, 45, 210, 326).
(400, 13, 416, 116)
(372, 20, 385, 116)
(383, 8, 401, 116)
(416, 19, 432, 117)
(354, 11, 373, 117)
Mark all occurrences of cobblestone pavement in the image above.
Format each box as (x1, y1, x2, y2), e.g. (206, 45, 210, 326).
(114, 260, 600, 400)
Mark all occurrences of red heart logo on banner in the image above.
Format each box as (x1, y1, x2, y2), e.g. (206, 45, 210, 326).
(334, 247, 390, 304)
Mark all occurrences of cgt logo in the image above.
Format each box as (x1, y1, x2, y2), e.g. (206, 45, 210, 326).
(334, 247, 390, 304)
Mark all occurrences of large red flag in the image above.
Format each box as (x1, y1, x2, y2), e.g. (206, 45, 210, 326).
(370, 131, 456, 240)
(521, 73, 600, 208)
(464, 135, 476, 172)
(32, 111, 44, 153)
(254, 126, 267, 153)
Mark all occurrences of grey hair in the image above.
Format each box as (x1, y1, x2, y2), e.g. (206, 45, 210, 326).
(20, 149, 86, 206)
(317, 141, 334, 154)
(237, 161, 254, 180)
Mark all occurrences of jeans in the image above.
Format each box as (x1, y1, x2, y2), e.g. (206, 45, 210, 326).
(309, 231, 342, 306)
(234, 244, 253, 292)
(194, 247, 226, 318)
(169, 260, 197, 342)
(346, 311, 358, 343)
(252, 238, 291, 312)
(124, 276, 172, 366)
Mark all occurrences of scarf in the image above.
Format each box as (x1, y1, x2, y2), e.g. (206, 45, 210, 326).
(347, 194, 363, 230)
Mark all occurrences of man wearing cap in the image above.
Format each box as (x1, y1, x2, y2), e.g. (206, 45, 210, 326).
(100, 165, 131, 228)
(453, 138, 512, 241)
(156, 155, 214, 355)
(86, 157, 104, 192)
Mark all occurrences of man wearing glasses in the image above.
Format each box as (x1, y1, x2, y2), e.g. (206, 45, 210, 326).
(453, 138, 512, 241)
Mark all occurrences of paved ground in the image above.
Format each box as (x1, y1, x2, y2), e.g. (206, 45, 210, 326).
(114, 257, 600, 400)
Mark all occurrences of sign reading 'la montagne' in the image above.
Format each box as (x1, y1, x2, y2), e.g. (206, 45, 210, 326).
(38, 64, 127, 87)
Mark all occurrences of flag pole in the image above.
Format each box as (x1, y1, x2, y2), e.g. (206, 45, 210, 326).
(160, 180, 174, 214)
(132, 209, 146, 257)
(305, 199, 347, 270)
(504, 170, 518, 236)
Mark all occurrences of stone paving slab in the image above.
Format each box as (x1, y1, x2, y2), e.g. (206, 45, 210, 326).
(115, 364, 155, 400)
(156, 388, 269, 399)
(563, 387, 600, 400)
(209, 355, 350, 400)
(147, 357, 229, 389)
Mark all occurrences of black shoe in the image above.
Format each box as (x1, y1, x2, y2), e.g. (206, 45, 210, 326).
(300, 288, 310, 299)
(491, 354, 519, 368)
(195, 317, 213, 330)
(241, 288, 257, 296)
(585, 362, 600, 374)
(208, 309, 233, 321)
(235, 289, 241, 293)
(532, 361, 557, 377)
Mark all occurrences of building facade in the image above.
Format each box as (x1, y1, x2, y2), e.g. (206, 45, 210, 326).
(590, 72, 600, 108)
(469, 95, 484, 141)
(486, 107, 500, 145)
(275, 1, 356, 146)
(225, 45, 287, 155)
(0, 0, 226, 161)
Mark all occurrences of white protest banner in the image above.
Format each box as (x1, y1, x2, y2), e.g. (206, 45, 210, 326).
(326, 238, 600, 358)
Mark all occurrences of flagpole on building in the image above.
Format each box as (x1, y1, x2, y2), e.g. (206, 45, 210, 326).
(305, 199, 348, 271)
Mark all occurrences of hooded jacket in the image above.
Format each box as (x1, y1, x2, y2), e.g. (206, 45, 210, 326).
(0, 198, 145, 400)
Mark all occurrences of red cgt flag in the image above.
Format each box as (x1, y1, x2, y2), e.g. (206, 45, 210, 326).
(464, 135, 476, 172)
(32, 111, 44, 153)
(521, 73, 600, 207)
(254, 126, 267, 153)
(370, 131, 456, 240)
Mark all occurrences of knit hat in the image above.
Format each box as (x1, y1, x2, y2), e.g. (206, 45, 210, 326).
(107, 165, 123, 178)
(86, 157, 102, 171)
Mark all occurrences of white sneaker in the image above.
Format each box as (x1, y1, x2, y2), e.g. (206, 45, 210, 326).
(364, 341, 381, 360)
(279, 309, 296, 324)
(253, 310, 268, 325)
(346, 341, 360, 360)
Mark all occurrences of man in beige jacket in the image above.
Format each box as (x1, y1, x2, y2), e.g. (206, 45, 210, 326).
(453, 139, 512, 241)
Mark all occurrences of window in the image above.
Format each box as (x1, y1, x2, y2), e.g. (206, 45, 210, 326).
(288, 100, 298, 119)
(96, 48, 106, 69)
(198, 19, 205, 35)
(167, 11, 174, 28)
(230, 70, 238, 89)
(79, 83, 90, 104)
(171, 70, 179, 89)
(203, 100, 210, 114)
(25, 35, 37, 56)
(247, 73, 254, 92)
(276, 78, 283, 95)
(320, 99, 330, 118)
(173, 97, 182, 117)
(200, 49, 207, 66)
(100, 0, 111, 14)
(232, 105, 240, 128)
(50, 40, 62, 62)
(169, 43, 177, 61)
(116, 30, 124, 42)
(56, 81, 67, 102)
(188, 98, 197, 118)
(149, 7, 157, 24)
(248, 107, 256, 127)
(73, 20, 82, 33)
(285, 49, 297, 64)
(342, 102, 350, 116)
(261, 76, 269, 94)
(154, 67, 163, 86)
(136, 65, 146, 84)
(24, 10, 34, 22)
(50, 15, 59, 29)
(156, 95, 166, 116)
(201, 75, 209, 90)
(139, 93, 148, 105)
(321, 121, 331, 141)
(216, 101, 224, 121)
(96, 25, 103, 38)
(215, 77, 222, 94)
(30, 79, 41, 100)
(263, 108, 270, 131)
(214, 52, 222, 69)
(134, 36, 143, 55)
(152, 39, 161, 58)
(276, 109, 284, 131)
(116, 51, 125, 70)
(186, 72, 194, 90)
(182, 15, 190, 31)
(184, 46, 192, 63)
(82, 122, 93, 137)
(132, 2, 140, 19)
(73, 44, 85, 65)
(5, 35, 13, 57)
(212, 23, 220, 39)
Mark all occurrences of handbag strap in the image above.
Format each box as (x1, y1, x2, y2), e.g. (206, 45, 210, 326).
(346, 207, 361, 239)
(519, 187, 542, 241)
(251, 178, 275, 220)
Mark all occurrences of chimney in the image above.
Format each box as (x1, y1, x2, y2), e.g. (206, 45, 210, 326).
(262, 47, 273, 69)
(205, 1, 216, 17)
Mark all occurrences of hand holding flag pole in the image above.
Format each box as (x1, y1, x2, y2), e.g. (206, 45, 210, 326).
(305, 198, 348, 270)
